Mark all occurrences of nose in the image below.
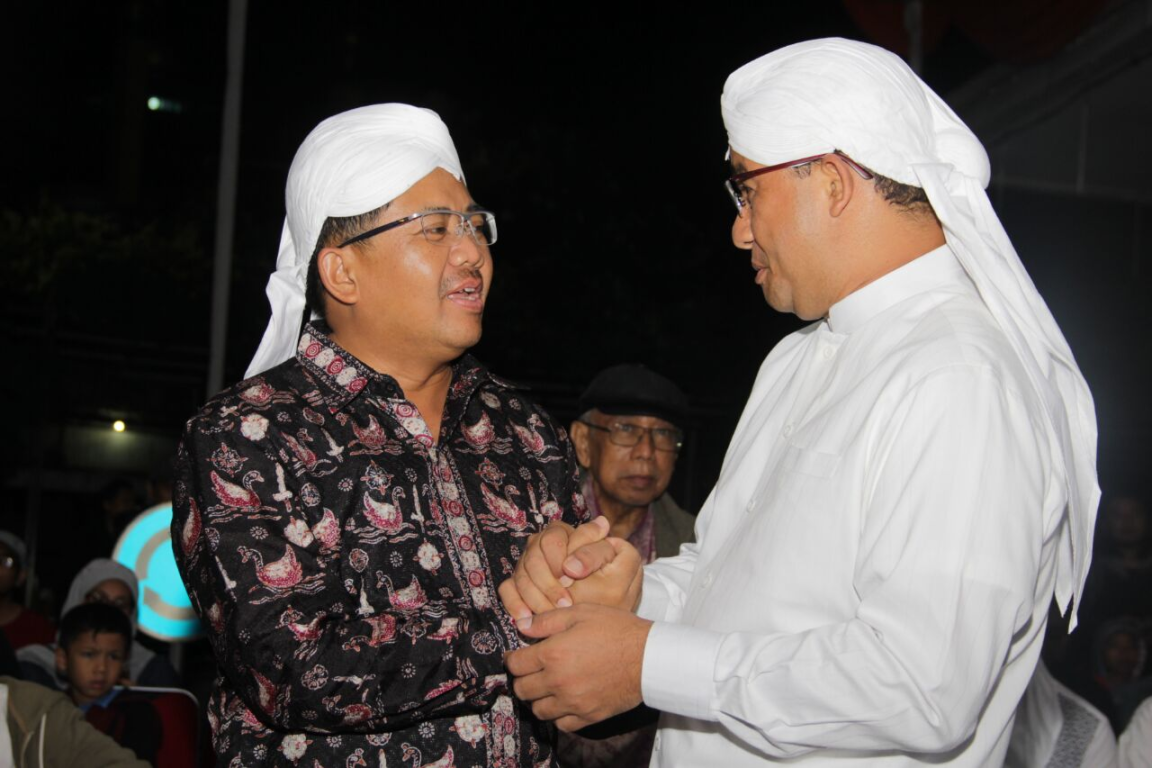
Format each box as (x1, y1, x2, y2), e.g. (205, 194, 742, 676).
(632, 428, 656, 459)
(449, 228, 487, 268)
(732, 209, 753, 250)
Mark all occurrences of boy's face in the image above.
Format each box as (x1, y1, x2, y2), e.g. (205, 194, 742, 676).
(56, 631, 127, 706)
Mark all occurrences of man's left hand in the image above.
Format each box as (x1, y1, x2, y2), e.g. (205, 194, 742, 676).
(504, 604, 652, 732)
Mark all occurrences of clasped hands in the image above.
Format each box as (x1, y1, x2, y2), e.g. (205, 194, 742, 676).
(498, 517, 653, 732)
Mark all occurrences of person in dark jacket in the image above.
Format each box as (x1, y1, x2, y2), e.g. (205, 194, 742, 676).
(561, 364, 696, 767)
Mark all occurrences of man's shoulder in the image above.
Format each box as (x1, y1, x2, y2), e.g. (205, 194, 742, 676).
(1, 674, 72, 722)
(652, 494, 695, 532)
(474, 367, 565, 427)
(858, 285, 1033, 400)
(908, 291, 1033, 390)
(652, 494, 696, 555)
(185, 357, 309, 430)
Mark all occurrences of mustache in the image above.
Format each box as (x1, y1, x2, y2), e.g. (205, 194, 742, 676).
(440, 267, 484, 296)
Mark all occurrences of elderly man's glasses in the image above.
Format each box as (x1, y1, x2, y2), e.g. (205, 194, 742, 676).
(338, 209, 498, 248)
(724, 151, 874, 213)
(580, 421, 684, 452)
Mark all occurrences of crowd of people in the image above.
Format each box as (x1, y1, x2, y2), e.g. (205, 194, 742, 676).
(1, 35, 1148, 768)
(0, 532, 191, 766)
(5, 492, 1150, 765)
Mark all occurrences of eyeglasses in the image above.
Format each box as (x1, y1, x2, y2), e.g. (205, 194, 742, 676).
(580, 421, 684, 452)
(724, 151, 874, 213)
(338, 209, 498, 248)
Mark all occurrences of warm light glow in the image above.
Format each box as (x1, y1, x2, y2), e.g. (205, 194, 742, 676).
(113, 420, 126, 432)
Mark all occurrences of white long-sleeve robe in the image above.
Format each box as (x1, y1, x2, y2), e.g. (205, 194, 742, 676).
(639, 246, 1069, 766)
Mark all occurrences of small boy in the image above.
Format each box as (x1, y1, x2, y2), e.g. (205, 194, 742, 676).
(55, 602, 160, 764)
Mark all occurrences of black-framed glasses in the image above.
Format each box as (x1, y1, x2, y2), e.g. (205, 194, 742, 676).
(724, 151, 874, 213)
(338, 209, 498, 248)
(580, 421, 684, 452)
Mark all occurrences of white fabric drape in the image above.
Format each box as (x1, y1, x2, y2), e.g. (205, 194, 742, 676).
(245, 104, 463, 378)
(720, 37, 1098, 625)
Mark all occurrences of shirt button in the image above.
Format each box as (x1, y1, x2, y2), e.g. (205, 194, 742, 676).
(703, 573, 714, 587)
(823, 347, 834, 359)
(783, 424, 793, 437)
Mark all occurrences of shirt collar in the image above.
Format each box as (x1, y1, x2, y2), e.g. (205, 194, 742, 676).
(579, 474, 657, 560)
(826, 244, 967, 334)
(79, 686, 121, 713)
(296, 322, 396, 411)
(296, 322, 515, 416)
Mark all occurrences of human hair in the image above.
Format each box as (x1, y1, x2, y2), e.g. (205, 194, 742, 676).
(305, 203, 390, 321)
(793, 159, 936, 219)
(58, 602, 132, 652)
(869, 172, 935, 218)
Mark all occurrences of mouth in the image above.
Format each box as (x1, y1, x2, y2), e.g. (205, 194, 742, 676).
(443, 276, 485, 312)
(621, 475, 656, 490)
(751, 260, 769, 286)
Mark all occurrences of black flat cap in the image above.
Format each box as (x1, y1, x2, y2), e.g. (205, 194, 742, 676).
(578, 364, 688, 425)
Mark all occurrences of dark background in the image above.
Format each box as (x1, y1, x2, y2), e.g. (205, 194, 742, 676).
(3, 1, 1148, 604)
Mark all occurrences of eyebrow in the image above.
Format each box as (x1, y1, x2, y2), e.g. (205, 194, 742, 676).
(727, 161, 746, 176)
(417, 203, 487, 214)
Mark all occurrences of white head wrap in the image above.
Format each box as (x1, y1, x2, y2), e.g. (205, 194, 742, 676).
(722, 38, 1099, 626)
(245, 104, 464, 378)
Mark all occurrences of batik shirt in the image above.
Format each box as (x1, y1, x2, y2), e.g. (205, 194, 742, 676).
(172, 323, 587, 767)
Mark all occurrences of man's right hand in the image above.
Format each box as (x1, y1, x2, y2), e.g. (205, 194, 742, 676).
(499, 517, 643, 624)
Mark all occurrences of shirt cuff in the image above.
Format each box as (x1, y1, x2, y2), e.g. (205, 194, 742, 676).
(641, 620, 723, 722)
(637, 570, 672, 622)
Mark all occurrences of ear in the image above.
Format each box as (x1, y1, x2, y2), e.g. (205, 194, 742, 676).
(569, 420, 593, 469)
(817, 155, 858, 219)
(55, 646, 68, 676)
(316, 246, 359, 308)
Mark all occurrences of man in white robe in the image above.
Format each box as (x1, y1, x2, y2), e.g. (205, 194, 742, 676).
(500, 38, 1100, 767)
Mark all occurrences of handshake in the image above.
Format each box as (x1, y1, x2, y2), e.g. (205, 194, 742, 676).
(498, 516, 654, 732)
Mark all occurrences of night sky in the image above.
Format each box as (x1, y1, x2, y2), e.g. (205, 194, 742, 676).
(3, 3, 1067, 505)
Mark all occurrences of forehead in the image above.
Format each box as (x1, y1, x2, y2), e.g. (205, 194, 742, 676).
(88, 578, 133, 599)
(728, 149, 763, 175)
(71, 631, 128, 651)
(592, 412, 678, 430)
(386, 167, 475, 215)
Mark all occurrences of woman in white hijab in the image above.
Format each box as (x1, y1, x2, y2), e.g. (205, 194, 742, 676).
(17, 559, 180, 690)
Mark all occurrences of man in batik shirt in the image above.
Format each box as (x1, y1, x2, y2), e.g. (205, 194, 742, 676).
(172, 104, 587, 767)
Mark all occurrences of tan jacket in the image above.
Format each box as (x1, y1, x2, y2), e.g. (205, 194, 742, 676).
(2, 676, 149, 768)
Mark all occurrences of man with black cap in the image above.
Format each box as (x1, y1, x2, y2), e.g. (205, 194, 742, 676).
(571, 364, 694, 566)
(558, 364, 694, 768)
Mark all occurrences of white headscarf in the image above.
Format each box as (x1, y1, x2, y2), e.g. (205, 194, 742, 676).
(245, 104, 465, 378)
(722, 38, 1099, 627)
